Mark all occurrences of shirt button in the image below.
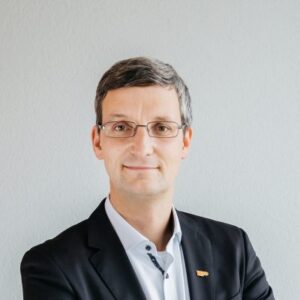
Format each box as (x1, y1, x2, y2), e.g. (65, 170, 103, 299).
(145, 245, 151, 251)
(165, 273, 169, 279)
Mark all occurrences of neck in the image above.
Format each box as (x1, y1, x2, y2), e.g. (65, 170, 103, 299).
(109, 188, 174, 251)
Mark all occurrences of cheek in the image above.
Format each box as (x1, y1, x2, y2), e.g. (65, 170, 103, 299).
(159, 142, 184, 167)
(102, 143, 127, 172)
(102, 148, 118, 169)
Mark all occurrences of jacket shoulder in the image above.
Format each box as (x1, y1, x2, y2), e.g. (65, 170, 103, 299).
(21, 218, 90, 269)
(177, 210, 244, 241)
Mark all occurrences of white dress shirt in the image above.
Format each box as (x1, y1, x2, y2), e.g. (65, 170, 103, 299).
(105, 197, 190, 300)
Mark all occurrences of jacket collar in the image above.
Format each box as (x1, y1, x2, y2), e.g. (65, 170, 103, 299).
(87, 199, 214, 300)
(88, 199, 147, 300)
(178, 210, 214, 300)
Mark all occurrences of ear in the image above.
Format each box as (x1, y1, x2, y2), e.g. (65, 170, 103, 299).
(91, 125, 104, 160)
(181, 127, 192, 159)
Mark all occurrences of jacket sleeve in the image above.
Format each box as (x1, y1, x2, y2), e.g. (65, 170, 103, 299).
(242, 230, 275, 299)
(21, 246, 76, 300)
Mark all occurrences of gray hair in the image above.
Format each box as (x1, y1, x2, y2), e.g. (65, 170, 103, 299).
(94, 57, 192, 127)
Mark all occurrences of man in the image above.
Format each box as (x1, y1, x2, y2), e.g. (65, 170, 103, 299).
(21, 57, 274, 299)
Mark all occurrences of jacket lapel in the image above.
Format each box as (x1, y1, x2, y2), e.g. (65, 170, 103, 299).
(88, 200, 146, 300)
(178, 211, 215, 300)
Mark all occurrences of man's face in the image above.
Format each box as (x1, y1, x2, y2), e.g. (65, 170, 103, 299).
(91, 85, 192, 198)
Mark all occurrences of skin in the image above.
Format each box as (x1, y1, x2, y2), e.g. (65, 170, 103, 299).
(91, 85, 192, 250)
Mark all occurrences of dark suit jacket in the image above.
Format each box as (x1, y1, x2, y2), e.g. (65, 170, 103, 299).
(21, 199, 274, 300)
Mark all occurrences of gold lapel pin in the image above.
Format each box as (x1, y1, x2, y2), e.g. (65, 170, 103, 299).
(196, 270, 209, 277)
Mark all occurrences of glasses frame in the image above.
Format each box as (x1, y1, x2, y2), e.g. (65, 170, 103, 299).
(97, 120, 186, 138)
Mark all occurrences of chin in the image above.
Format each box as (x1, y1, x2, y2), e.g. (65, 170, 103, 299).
(123, 183, 166, 197)
(114, 175, 169, 196)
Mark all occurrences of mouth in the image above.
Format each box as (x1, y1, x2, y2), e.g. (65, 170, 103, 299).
(123, 165, 159, 171)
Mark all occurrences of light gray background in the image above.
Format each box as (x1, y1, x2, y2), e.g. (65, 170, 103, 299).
(1, 1, 299, 299)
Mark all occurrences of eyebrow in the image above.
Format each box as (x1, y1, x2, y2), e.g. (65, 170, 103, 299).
(108, 114, 129, 119)
(107, 114, 174, 121)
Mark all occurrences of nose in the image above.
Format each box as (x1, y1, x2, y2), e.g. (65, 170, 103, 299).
(130, 125, 154, 156)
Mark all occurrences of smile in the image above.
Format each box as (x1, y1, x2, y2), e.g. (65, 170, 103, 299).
(123, 165, 158, 171)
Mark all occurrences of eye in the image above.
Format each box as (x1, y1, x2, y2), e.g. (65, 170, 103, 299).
(155, 123, 172, 132)
(112, 121, 133, 132)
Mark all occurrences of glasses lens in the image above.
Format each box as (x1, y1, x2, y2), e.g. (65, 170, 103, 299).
(104, 121, 135, 137)
(148, 122, 178, 137)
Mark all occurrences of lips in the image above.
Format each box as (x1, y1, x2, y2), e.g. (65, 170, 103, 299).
(123, 165, 158, 170)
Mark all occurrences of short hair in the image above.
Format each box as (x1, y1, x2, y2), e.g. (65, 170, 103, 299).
(94, 57, 192, 127)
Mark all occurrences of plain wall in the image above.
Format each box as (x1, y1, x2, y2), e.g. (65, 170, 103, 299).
(1, 1, 299, 299)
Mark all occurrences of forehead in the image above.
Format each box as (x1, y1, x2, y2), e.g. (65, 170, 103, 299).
(102, 86, 181, 122)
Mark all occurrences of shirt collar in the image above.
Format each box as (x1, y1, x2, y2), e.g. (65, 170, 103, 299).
(104, 195, 182, 251)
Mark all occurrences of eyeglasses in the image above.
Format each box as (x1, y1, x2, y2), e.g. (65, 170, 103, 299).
(97, 121, 185, 138)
